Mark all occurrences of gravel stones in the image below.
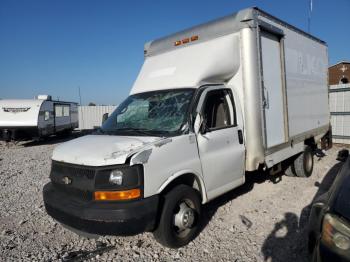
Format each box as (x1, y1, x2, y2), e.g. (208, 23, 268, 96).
(0, 140, 348, 261)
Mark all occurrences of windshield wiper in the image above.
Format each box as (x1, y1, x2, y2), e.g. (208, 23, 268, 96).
(114, 128, 156, 136)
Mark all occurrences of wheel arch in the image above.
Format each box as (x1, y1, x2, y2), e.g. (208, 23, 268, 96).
(304, 137, 317, 150)
(157, 171, 208, 204)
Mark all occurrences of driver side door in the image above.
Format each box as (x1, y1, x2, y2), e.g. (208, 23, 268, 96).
(195, 86, 245, 200)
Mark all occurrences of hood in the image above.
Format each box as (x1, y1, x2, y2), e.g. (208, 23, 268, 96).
(52, 135, 163, 166)
(333, 158, 350, 221)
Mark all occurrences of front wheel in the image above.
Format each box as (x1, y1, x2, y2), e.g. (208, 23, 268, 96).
(153, 185, 201, 248)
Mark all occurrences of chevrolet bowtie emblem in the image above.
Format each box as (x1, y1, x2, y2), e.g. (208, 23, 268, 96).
(62, 176, 72, 185)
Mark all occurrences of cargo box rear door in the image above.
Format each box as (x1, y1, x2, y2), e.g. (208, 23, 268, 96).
(260, 30, 288, 148)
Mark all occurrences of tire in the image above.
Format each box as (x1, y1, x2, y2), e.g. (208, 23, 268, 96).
(153, 185, 202, 248)
(292, 146, 314, 177)
(283, 157, 296, 177)
(284, 165, 295, 177)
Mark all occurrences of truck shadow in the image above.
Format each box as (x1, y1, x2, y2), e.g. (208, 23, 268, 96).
(260, 162, 343, 262)
(199, 169, 281, 235)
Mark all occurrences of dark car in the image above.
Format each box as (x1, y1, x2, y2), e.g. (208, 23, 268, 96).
(308, 149, 350, 261)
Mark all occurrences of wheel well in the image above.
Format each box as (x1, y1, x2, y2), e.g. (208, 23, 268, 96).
(304, 137, 317, 150)
(160, 173, 203, 202)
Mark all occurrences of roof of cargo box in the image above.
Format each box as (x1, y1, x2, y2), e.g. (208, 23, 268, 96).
(144, 7, 326, 57)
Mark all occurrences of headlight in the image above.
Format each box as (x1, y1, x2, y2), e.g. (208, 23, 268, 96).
(321, 213, 350, 256)
(109, 170, 123, 185)
(94, 164, 143, 191)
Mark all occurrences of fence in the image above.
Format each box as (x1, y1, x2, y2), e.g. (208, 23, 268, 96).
(329, 83, 350, 144)
(78, 105, 117, 130)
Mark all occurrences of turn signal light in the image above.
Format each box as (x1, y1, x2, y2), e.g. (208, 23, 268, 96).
(174, 40, 182, 46)
(94, 189, 141, 201)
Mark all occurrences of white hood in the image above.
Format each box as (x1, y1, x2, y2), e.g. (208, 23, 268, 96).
(52, 135, 162, 166)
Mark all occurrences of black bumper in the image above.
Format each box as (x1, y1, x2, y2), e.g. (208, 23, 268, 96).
(43, 183, 159, 236)
(314, 241, 350, 262)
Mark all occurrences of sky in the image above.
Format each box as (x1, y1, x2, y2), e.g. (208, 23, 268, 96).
(0, 0, 349, 105)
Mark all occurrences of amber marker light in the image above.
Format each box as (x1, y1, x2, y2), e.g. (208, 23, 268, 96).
(191, 35, 199, 41)
(182, 38, 190, 44)
(94, 189, 141, 201)
(174, 40, 182, 46)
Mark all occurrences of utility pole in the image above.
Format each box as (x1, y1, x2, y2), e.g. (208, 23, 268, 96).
(78, 86, 84, 129)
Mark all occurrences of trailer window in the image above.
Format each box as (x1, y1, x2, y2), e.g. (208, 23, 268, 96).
(44, 111, 50, 121)
(63, 106, 70, 117)
(55, 106, 63, 117)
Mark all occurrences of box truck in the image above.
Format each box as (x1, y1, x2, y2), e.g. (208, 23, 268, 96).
(43, 7, 330, 248)
(0, 95, 78, 141)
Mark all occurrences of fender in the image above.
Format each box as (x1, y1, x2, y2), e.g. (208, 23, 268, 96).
(157, 169, 208, 204)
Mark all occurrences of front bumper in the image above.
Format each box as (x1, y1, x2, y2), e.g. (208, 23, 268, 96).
(313, 241, 350, 262)
(43, 183, 159, 236)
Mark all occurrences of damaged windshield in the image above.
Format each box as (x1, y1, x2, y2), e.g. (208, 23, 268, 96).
(101, 89, 194, 136)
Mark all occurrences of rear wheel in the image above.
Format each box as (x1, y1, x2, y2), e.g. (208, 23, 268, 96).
(153, 185, 201, 248)
(285, 146, 314, 177)
(294, 146, 314, 177)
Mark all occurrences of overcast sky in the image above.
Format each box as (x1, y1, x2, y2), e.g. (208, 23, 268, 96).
(0, 0, 349, 104)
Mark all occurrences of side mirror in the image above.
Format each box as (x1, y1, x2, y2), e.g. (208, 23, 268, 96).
(194, 113, 202, 135)
(194, 113, 209, 134)
(102, 113, 109, 124)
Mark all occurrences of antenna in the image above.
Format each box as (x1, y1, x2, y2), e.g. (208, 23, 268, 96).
(78, 86, 84, 130)
(308, 0, 313, 33)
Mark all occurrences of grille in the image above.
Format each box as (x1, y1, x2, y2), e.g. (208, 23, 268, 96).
(51, 161, 95, 180)
(52, 183, 93, 201)
(50, 161, 96, 201)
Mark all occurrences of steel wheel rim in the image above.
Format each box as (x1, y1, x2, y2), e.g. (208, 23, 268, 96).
(173, 198, 196, 238)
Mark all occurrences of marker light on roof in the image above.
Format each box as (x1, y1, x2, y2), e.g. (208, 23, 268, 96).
(174, 35, 199, 46)
(182, 38, 190, 44)
(191, 35, 199, 41)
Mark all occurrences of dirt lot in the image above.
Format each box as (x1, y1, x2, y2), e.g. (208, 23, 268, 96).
(0, 138, 348, 262)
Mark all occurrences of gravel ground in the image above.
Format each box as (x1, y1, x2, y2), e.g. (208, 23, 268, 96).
(0, 137, 349, 262)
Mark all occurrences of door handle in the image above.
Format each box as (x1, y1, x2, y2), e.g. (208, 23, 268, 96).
(263, 86, 269, 109)
(238, 130, 244, 144)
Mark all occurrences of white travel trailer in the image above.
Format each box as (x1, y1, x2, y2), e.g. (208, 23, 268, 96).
(44, 7, 331, 248)
(0, 95, 78, 141)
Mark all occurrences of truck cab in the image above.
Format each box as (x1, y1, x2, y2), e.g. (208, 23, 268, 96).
(44, 85, 245, 247)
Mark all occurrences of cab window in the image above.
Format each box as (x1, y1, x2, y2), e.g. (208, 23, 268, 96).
(202, 89, 236, 130)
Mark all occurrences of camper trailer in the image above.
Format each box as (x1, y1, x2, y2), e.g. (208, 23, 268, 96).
(0, 95, 78, 141)
(44, 7, 330, 248)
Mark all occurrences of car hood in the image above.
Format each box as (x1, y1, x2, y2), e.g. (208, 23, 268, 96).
(52, 135, 163, 166)
(333, 158, 350, 221)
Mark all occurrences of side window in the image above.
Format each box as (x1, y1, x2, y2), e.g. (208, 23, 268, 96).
(55, 106, 63, 117)
(44, 111, 50, 121)
(63, 106, 70, 117)
(202, 89, 236, 130)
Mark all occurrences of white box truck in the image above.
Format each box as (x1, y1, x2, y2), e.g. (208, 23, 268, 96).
(43, 7, 330, 248)
(0, 95, 78, 141)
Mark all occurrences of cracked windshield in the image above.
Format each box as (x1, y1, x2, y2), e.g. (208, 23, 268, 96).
(101, 89, 194, 135)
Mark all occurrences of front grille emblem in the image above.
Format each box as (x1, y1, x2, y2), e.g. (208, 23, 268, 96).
(62, 176, 72, 185)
